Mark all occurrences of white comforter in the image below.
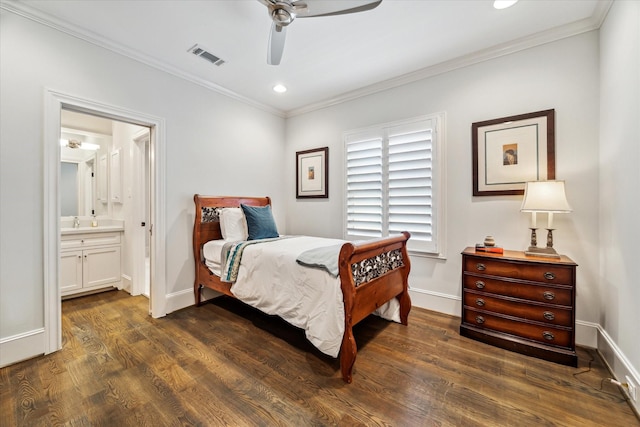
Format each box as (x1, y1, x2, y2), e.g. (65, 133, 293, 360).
(205, 235, 400, 357)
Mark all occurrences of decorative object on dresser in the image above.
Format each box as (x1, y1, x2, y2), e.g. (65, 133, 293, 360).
(520, 180, 572, 258)
(472, 109, 555, 196)
(474, 244, 504, 254)
(475, 235, 504, 254)
(460, 247, 577, 367)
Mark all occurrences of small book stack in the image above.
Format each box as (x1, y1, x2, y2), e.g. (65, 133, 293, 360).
(475, 244, 504, 254)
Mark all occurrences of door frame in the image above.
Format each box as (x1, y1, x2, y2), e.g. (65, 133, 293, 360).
(131, 129, 150, 299)
(43, 89, 167, 354)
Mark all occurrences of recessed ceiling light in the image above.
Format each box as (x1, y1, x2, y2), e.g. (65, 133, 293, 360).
(493, 0, 518, 9)
(273, 84, 287, 93)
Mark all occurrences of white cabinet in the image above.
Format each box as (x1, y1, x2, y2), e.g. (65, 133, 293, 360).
(60, 231, 121, 297)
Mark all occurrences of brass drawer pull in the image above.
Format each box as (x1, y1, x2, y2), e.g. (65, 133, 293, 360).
(542, 331, 555, 341)
(475, 298, 485, 307)
(543, 311, 555, 321)
(475, 316, 485, 324)
(544, 271, 556, 280)
(475, 280, 485, 289)
(543, 291, 555, 301)
(476, 263, 486, 271)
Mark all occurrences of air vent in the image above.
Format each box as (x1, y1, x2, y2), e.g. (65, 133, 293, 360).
(188, 44, 225, 66)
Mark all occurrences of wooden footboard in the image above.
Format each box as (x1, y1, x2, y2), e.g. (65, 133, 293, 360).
(338, 232, 412, 383)
(193, 194, 411, 383)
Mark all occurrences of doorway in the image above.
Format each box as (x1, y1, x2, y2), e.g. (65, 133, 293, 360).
(43, 89, 167, 355)
(60, 110, 151, 300)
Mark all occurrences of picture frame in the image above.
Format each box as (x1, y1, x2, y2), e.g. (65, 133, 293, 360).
(472, 109, 555, 196)
(296, 147, 328, 199)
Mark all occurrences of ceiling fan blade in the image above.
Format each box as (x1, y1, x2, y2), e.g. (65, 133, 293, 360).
(267, 23, 287, 65)
(295, 0, 382, 18)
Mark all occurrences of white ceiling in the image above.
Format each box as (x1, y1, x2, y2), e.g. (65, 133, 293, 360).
(8, 0, 609, 116)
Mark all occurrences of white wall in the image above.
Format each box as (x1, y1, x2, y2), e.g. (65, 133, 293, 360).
(285, 32, 601, 330)
(0, 11, 285, 362)
(598, 0, 640, 412)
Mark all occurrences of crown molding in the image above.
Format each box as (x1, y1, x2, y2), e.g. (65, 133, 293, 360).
(285, 0, 613, 118)
(2, 0, 612, 120)
(0, 1, 286, 118)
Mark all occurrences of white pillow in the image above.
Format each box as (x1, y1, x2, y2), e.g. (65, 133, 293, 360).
(220, 208, 248, 241)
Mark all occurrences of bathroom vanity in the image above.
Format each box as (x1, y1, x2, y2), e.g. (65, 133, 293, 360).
(60, 220, 124, 298)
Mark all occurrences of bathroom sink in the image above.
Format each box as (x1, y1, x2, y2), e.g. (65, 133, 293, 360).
(60, 218, 124, 234)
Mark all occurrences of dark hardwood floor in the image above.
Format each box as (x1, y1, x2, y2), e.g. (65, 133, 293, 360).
(1, 290, 637, 426)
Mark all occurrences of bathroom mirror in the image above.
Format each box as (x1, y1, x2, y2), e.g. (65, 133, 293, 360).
(60, 126, 111, 217)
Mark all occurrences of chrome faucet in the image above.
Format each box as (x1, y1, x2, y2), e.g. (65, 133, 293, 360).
(73, 216, 80, 228)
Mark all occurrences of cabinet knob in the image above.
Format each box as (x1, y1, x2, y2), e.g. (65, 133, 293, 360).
(475, 315, 485, 324)
(475, 298, 485, 307)
(542, 331, 555, 341)
(544, 271, 556, 280)
(475, 280, 485, 289)
(476, 263, 486, 271)
(543, 291, 555, 300)
(543, 311, 555, 321)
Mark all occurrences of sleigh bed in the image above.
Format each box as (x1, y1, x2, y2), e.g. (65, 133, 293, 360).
(192, 194, 411, 383)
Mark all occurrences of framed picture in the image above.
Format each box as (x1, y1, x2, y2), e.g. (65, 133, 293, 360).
(296, 147, 328, 199)
(472, 109, 555, 196)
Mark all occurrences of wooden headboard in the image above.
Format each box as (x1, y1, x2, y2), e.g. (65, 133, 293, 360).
(192, 195, 271, 263)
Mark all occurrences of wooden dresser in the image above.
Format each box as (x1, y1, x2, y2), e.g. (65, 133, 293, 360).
(460, 247, 578, 366)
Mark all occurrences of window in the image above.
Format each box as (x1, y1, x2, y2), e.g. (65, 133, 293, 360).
(344, 113, 445, 255)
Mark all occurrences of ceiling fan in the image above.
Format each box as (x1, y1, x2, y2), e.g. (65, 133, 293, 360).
(257, 0, 383, 65)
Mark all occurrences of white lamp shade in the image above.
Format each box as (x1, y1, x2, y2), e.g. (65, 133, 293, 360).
(521, 181, 572, 213)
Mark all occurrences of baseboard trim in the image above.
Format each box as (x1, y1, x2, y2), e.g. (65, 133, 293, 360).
(575, 319, 598, 348)
(409, 287, 460, 317)
(121, 274, 132, 293)
(0, 328, 45, 368)
(165, 288, 196, 314)
(597, 325, 640, 415)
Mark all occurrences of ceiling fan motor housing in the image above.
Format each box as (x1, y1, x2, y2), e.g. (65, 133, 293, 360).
(271, 4, 295, 26)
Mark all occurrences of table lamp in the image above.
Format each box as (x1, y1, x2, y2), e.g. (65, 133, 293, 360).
(520, 180, 572, 258)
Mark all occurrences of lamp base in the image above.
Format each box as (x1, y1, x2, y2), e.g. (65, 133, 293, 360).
(524, 246, 560, 258)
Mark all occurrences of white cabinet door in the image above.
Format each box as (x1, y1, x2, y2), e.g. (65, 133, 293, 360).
(61, 250, 83, 295)
(83, 246, 121, 289)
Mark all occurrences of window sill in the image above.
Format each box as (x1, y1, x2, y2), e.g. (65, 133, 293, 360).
(408, 249, 446, 260)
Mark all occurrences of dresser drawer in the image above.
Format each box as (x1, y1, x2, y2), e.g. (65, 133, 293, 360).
(463, 274, 572, 306)
(463, 309, 572, 348)
(463, 291, 572, 327)
(464, 256, 573, 285)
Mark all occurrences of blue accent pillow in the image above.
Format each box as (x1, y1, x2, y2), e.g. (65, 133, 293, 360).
(240, 204, 279, 240)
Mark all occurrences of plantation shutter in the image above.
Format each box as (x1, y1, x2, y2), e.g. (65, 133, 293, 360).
(344, 114, 441, 254)
(345, 135, 383, 238)
(387, 121, 434, 252)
